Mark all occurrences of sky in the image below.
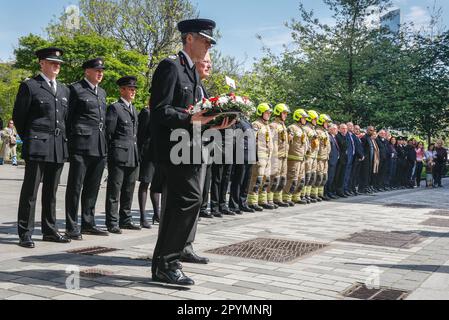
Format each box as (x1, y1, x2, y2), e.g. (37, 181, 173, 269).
(0, 0, 448, 68)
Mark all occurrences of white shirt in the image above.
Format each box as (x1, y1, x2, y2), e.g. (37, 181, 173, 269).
(120, 97, 131, 108)
(84, 78, 98, 94)
(40, 72, 57, 94)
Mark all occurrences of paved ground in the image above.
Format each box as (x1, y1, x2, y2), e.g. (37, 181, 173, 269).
(1, 164, 449, 300)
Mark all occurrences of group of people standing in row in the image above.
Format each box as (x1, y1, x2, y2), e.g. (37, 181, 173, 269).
(9, 17, 448, 287)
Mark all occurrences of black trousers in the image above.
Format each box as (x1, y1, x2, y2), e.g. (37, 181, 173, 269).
(229, 164, 253, 210)
(65, 155, 106, 232)
(18, 161, 64, 238)
(325, 162, 338, 195)
(396, 160, 408, 187)
(433, 162, 446, 186)
(210, 163, 233, 212)
(105, 163, 139, 228)
(376, 160, 388, 188)
(200, 165, 212, 213)
(152, 163, 202, 274)
(334, 160, 347, 195)
(359, 159, 372, 191)
(350, 160, 362, 192)
(415, 162, 424, 187)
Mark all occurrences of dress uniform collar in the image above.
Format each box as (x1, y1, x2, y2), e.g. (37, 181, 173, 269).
(84, 78, 98, 94)
(39, 72, 57, 96)
(180, 50, 194, 69)
(120, 97, 132, 108)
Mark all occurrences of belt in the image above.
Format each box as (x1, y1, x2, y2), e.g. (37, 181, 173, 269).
(54, 128, 61, 136)
(99, 123, 104, 132)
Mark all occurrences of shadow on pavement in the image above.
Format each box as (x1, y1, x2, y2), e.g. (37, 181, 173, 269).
(347, 263, 449, 274)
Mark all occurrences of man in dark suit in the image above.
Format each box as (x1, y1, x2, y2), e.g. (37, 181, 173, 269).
(343, 122, 356, 196)
(375, 130, 389, 191)
(325, 124, 340, 199)
(149, 19, 230, 286)
(335, 124, 349, 197)
(13, 47, 71, 248)
(65, 58, 109, 240)
(105, 76, 141, 234)
(349, 125, 365, 195)
(359, 126, 375, 193)
(229, 116, 256, 213)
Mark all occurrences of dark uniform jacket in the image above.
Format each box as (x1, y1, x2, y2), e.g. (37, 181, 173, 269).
(329, 134, 340, 166)
(149, 51, 203, 163)
(233, 117, 256, 164)
(376, 137, 388, 162)
(361, 134, 374, 161)
(106, 98, 139, 167)
(137, 107, 154, 163)
(13, 74, 70, 163)
(336, 132, 349, 165)
(353, 134, 364, 161)
(67, 80, 108, 157)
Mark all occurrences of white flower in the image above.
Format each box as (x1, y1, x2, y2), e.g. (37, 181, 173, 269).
(202, 100, 213, 109)
(235, 96, 244, 104)
(218, 96, 229, 105)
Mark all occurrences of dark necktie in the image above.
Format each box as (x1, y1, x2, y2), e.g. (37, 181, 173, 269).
(49, 81, 56, 94)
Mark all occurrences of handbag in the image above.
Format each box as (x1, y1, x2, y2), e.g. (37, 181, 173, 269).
(9, 135, 17, 147)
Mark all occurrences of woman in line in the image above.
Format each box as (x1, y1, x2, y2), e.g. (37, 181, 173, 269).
(0, 119, 18, 166)
(415, 141, 425, 187)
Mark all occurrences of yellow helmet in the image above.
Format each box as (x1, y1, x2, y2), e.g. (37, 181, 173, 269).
(306, 110, 319, 123)
(317, 114, 332, 126)
(257, 103, 273, 117)
(293, 109, 308, 122)
(273, 103, 291, 116)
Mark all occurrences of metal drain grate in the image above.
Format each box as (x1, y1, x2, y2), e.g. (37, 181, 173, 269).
(342, 283, 409, 300)
(421, 218, 449, 228)
(338, 230, 424, 249)
(384, 203, 431, 209)
(206, 238, 327, 263)
(80, 268, 114, 279)
(427, 210, 449, 217)
(67, 247, 120, 256)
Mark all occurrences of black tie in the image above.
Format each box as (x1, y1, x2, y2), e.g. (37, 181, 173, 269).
(49, 81, 56, 94)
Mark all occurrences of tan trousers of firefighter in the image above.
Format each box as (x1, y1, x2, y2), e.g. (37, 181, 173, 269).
(283, 160, 306, 203)
(316, 160, 329, 198)
(268, 157, 288, 203)
(248, 158, 271, 206)
(301, 156, 317, 198)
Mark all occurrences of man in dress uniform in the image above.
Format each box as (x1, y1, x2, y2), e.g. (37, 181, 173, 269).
(301, 110, 320, 203)
(268, 104, 291, 208)
(13, 47, 71, 248)
(105, 76, 141, 234)
(283, 109, 309, 206)
(247, 103, 274, 211)
(149, 19, 224, 286)
(65, 58, 109, 240)
(315, 114, 332, 201)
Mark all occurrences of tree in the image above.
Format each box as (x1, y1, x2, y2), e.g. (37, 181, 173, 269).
(0, 63, 29, 122)
(14, 33, 150, 108)
(47, 0, 198, 88)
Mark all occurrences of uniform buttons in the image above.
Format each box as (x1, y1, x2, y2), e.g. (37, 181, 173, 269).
(56, 109, 59, 113)
(56, 120, 59, 123)
(55, 98, 58, 101)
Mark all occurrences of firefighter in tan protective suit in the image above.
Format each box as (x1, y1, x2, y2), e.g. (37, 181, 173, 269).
(267, 104, 291, 209)
(283, 109, 309, 206)
(315, 114, 333, 201)
(247, 103, 274, 211)
(301, 110, 320, 204)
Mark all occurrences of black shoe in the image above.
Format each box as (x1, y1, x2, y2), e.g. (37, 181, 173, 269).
(43, 233, 71, 243)
(140, 220, 152, 229)
(221, 208, 236, 216)
(312, 196, 322, 202)
(249, 205, 264, 212)
(308, 197, 317, 203)
(152, 215, 160, 225)
(119, 223, 142, 230)
(286, 201, 296, 207)
(271, 203, 279, 209)
(344, 191, 352, 197)
(82, 226, 109, 236)
(262, 204, 275, 210)
(199, 211, 214, 219)
(241, 206, 256, 213)
(108, 226, 122, 234)
(211, 211, 223, 218)
(180, 252, 210, 264)
(337, 193, 348, 198)
(274, 201, 290, 208)
(153, 268, 195, 286)
(233, 209, 243, 215)
(19, 236, 35, 249)
(66, 230, 83, 241)
(296, 198, 308, 205)
(322, 195, 331, 201)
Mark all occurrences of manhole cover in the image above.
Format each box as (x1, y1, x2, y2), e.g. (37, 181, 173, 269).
(342, 283, 409, 300)
(384, 203, 430, 209)
(421, 218, 449, 228)
(80, 268, 114, 279)
(427, 210, 449, 217)
(206, 238, 328, 263)
(338, 230, 424, 248)
(67, 247, 120, 256)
